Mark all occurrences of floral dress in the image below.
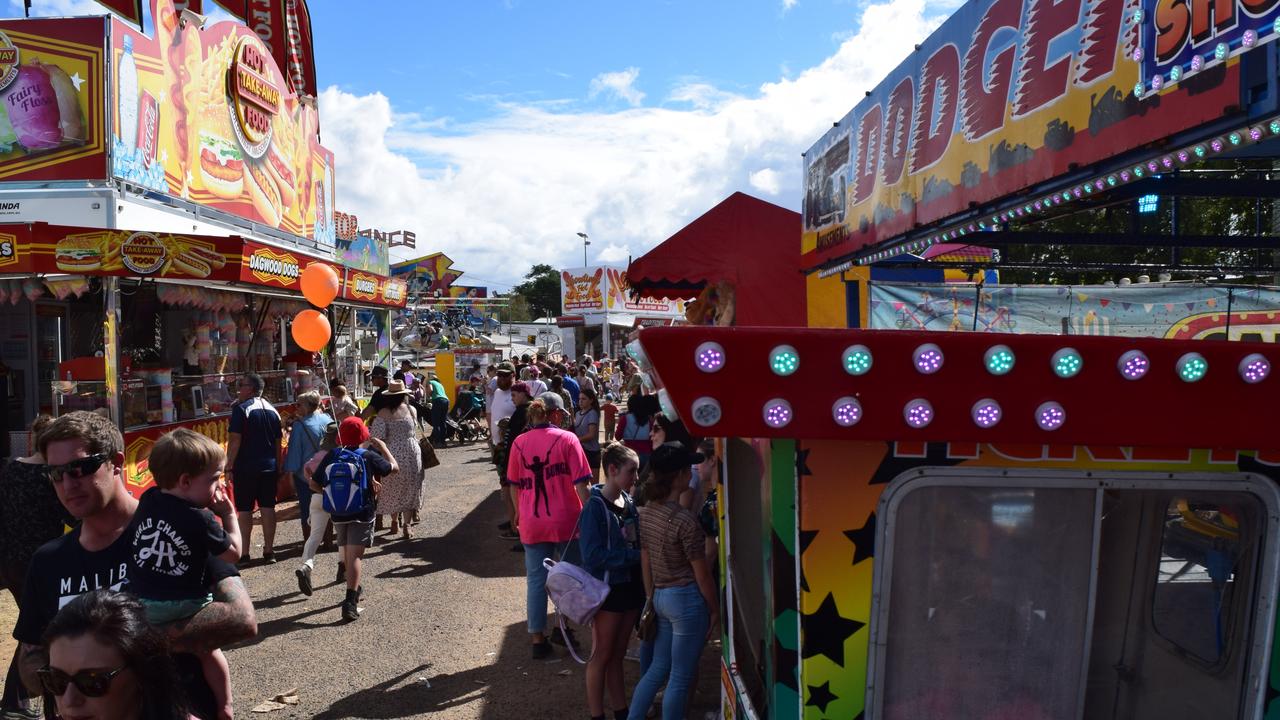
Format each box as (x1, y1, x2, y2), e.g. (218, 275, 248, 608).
(370, 407, 424, 514)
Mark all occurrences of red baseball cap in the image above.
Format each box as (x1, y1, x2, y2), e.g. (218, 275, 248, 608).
(338, 417, 370, 446)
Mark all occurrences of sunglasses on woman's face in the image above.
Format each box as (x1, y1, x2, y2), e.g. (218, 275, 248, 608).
(46, 453, 109, 484)
(37, 665, 126, 697)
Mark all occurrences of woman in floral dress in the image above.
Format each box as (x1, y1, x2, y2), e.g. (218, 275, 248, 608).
(370, 380, 424, 538)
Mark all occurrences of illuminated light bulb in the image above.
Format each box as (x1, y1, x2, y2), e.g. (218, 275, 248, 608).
(1133, 81, 1144, 97)
(1132, 8, 1143, 22)
(1035, 401, 1066, 431)
(1133, 165, 1144, 177)
(832, 396, 862, 427)
(762, 399, 793, 429)
(1211, 138, 1224, 153)
(1023, 205, 1032, 214)
(1118, 349, 1151, 380)
(694, 341, 726, 373)
(1106, 174, 1118, 186)
(1061, 191, 1071, 201)
(1244, 29, 1258, 47)
(1161, 156, 1174, 169)
(1052, 347, 1084, 378)
(1229, 132, 1242, 145)
(1215, 42, 1228, 60)
(1083, 184, 1093, 194)
(1191, 54, 1204, 72)
(971, 398, 1002, 428)
(690, 397, 722, 427)
(1095, 179, 1106, 190)
(1175, 352, 1208, 382)
(1148, 160, 1160, 173)
(1150, 75, 1162, 92)
(903, 399, 934, 429)
(984, 345, 1016, 375)
(1177, 150, 1189, 163)
(1194, 144, 1207, 157)
(1240, 353, 1271, 384)
(1120, 170, 1132, 182)
(913, 343, 945, 374)
(1073, 186, 1083, 198)
(1133, 47, 1144, 61)
(1251, 126, 1264, 141)
(842, 344, 873, 376)
(1274, 18, 1280, 34)
(1272, 120, 1280, 135)
(1170, 65, 1182, 82)
(1033, 201, 1042, 211)
(769, 344, 800, 376)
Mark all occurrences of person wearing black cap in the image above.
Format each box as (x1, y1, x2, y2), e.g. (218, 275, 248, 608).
(627, 442, 718, 720)
(360, 366, 390, 422)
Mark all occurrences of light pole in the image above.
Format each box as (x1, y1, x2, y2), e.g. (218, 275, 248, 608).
(577, 232, 590, 267)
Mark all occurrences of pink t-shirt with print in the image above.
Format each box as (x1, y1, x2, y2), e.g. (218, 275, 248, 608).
(507, 425, 592, 544)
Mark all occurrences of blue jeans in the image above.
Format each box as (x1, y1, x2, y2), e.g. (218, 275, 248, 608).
(293, 473, 313, 526)
(628, 583, 708, 720)
(523, 540, 576, 634)
(430, 397, 450, 443)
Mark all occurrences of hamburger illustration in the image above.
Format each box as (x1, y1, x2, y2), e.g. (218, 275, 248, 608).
(55, 236, 103, 272)
(198, 130, 244, 200)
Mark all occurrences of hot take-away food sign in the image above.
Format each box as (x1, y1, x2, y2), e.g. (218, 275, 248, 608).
(110, 0, 336, 248)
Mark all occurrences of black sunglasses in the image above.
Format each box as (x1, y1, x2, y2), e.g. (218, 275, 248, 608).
(47, 453, 109, 484)
(37, 665, 126, 697)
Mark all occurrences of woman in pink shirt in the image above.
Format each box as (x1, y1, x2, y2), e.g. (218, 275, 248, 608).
(507, 392, 593, 659)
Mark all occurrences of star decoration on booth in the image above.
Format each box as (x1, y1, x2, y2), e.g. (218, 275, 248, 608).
(776, 642, 800, 691)
(799, 529, 819, 592)
(844, 512, 877, 566)
(69, 73, 84, 91)
(801, 592, 864, 666)
(806, 681, 839, 715)
(796, 448, 813, 477)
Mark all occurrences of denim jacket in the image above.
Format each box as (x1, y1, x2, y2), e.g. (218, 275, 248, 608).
(578, 485, 641, 585)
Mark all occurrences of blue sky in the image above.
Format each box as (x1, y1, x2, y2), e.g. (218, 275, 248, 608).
(6, 0, 947, 289)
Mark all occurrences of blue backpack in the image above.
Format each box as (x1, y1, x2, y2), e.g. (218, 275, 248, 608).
(321, 447, 370, 517)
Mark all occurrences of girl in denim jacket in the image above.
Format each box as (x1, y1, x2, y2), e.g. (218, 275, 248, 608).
(578, 442, 643, 720)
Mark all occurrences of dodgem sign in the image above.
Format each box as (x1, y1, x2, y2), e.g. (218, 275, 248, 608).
(802, 0, 1242, 266)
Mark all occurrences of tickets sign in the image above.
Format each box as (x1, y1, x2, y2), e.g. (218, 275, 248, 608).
(110, 0, 336, 249)
(0, 18, 108, 183)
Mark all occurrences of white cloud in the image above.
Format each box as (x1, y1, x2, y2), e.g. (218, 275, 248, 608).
(589, 67, 645, 107)
(749, 168, 783, 196)
(319, 0, 940, 289)
(782, 0, 799, 10)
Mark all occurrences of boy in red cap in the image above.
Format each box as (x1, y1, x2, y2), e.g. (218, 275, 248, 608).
(305, 417, 395, 621)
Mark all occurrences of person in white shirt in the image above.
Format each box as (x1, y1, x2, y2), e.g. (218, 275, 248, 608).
(489, 362, 519, 534)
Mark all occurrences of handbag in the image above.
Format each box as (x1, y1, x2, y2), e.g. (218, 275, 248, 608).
(419, 436, 441, 470)
(545, 497, 613, 664)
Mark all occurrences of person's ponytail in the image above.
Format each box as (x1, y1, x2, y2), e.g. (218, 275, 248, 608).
(526, 399, 549, 426)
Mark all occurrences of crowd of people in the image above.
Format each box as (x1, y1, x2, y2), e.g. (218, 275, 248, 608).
(0, 347, 722, 720)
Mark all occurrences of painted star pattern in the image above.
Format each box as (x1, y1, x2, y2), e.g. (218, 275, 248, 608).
(69, 72, 84, 91)
(805, 680, 839, 714)
(801, 592, 864, 666)
(843, 512, 877, 566)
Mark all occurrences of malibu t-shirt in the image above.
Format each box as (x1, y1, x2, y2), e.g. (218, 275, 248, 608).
(506, 425, 592, 544)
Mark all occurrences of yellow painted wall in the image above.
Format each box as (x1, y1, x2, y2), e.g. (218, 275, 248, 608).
(806, 267, 870, 329)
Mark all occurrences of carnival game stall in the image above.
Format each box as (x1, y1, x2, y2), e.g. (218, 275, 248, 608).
(639, 326, 1280, 720)
(625, 193, 805, 328)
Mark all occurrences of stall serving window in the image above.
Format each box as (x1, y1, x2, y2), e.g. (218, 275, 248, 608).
(867, 471, 1280, 720)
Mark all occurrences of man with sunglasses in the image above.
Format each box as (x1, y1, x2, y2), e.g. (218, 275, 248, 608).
(12, 411, 257, 720)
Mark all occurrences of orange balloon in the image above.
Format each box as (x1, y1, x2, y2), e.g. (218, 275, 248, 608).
(291, 309, 331, 352)
(300, 263, 339, 308)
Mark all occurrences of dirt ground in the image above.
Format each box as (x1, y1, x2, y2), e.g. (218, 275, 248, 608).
(1, 442, 720, 719)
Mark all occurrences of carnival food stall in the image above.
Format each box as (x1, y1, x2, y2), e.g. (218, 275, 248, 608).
(0, 2, 405, 491)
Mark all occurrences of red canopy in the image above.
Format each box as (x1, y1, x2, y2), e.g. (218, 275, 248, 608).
(626, 192, 805, 327)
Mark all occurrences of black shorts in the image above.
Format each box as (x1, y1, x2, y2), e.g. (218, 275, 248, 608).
(601, 574, 646, 613)
(585, 449, 601, 472)
(232, 469, 278, 512)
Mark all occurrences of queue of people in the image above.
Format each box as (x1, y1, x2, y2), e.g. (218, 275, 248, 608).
(487, 350, 723, 720)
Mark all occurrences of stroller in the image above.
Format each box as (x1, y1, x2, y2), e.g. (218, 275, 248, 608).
(447, 387, 488, 445)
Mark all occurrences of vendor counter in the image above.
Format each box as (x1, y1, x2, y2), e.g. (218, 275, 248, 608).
(53, 369, 305, 497)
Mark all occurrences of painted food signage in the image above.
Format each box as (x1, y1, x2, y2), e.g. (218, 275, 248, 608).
(801, 0, 1239, 264)
(562, 267, 606, 311)
(44, 227, 238, 280)
(0, 18, 106, 182)
(242, 241, 302, 287)
(110, 0, 336, 248)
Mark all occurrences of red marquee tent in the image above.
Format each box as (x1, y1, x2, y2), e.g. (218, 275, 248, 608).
(626, 192, 805, 327)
